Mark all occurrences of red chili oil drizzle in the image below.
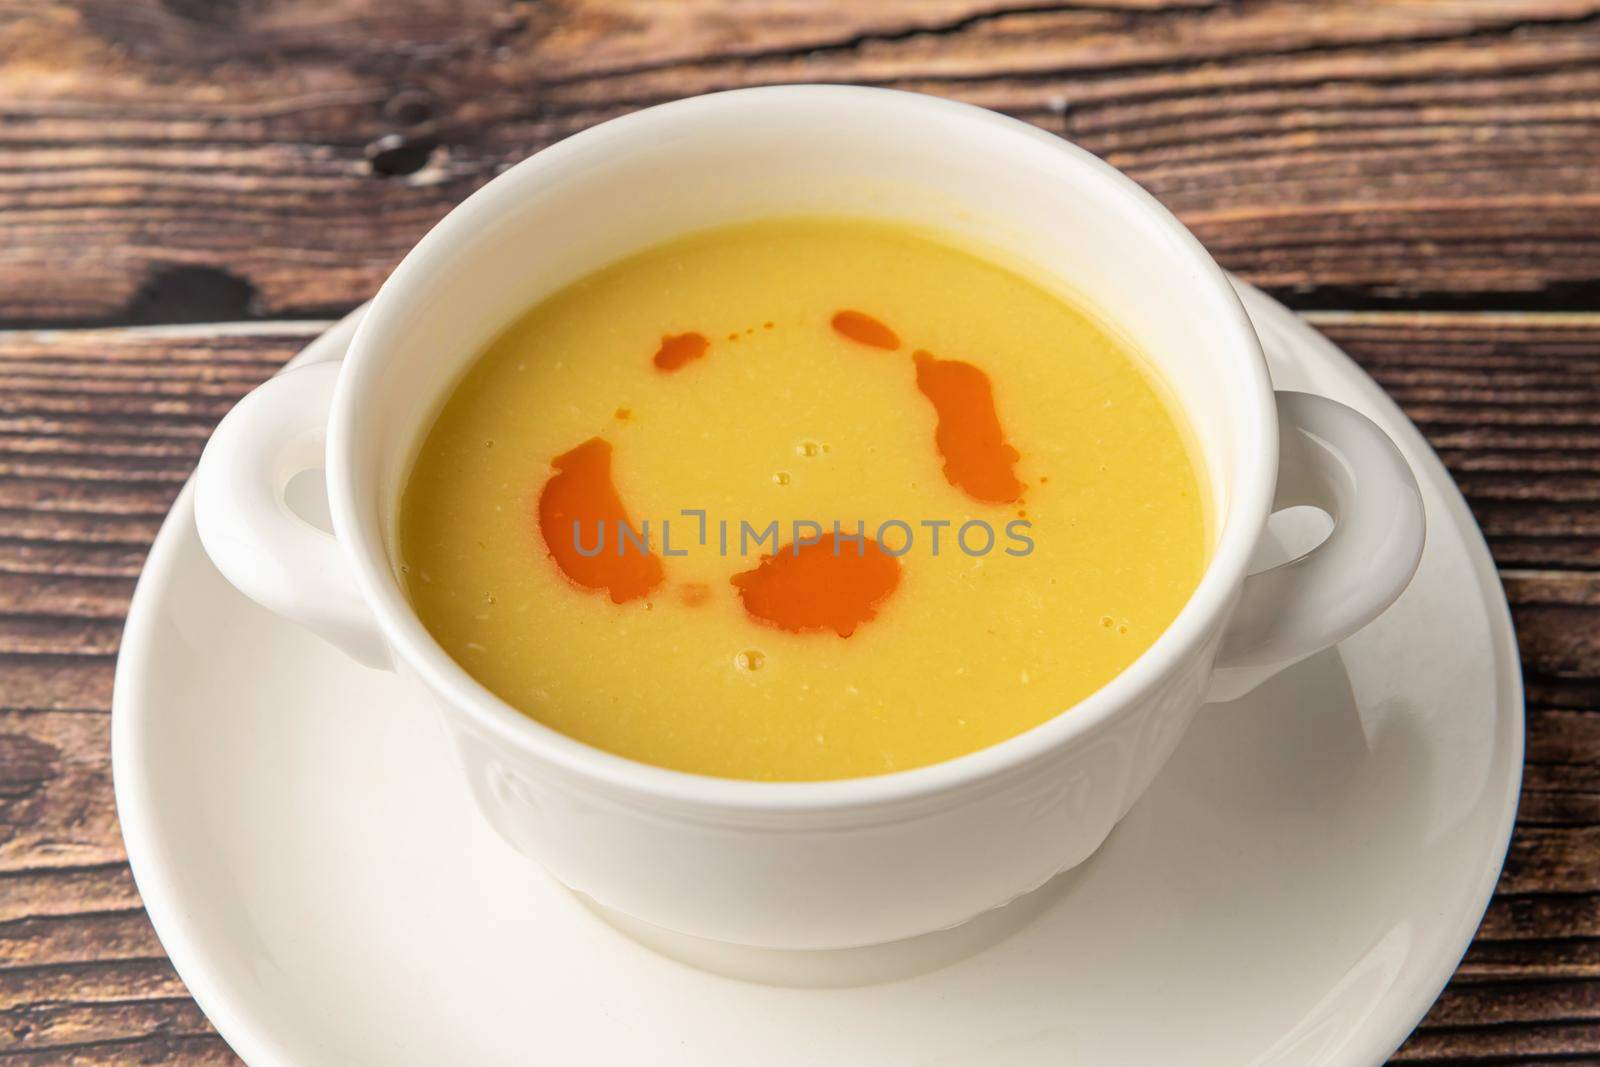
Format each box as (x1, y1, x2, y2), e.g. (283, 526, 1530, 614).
(652, 332, 709, 372)
(830, 310, 900, 350)
(536, 437, 663, 603)
(911, 350, 1024, 505)
(731, 533, 901, 637)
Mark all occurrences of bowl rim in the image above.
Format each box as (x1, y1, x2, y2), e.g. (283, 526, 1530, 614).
(326, 84, 1277, 817)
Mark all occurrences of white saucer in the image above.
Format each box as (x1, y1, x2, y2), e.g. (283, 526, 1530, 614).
(113, 284, 1522, 1067)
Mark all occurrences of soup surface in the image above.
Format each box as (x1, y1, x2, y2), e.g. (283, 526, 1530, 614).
(399, 219, 1206, 781)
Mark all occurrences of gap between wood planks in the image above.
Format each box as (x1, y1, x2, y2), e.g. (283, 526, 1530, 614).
(8, 286, 1600, 332)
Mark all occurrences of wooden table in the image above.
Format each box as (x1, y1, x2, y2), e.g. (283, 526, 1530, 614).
(2, 2, 1596, 1062)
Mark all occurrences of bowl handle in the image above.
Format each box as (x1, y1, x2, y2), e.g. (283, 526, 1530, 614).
(194, 361, 392, 670)
(1206, 391, 1425, 703)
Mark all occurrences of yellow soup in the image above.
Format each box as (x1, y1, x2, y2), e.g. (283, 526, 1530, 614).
(399, 219, 1206, 781)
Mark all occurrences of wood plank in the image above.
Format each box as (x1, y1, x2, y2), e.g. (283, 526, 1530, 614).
(1394, 1021, 1600, 1062)
(0, 998, 220, 1059)
(0, 711, 121, 872)
(0, 1033, 237, 1066)
(4, 1, 1600, 324)
(0, 958, 231, 1062)
(0, 865, 141, 924)
(0, 658, 115, 717)
(0, 910, 164, 970)
(0, 958, 189, 1014)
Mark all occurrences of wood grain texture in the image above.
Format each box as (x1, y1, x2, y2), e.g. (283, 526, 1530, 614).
(0, 315, 1591, 1062)
(2, 1, 1597, 1062)
(3, 0, 1600, 325)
